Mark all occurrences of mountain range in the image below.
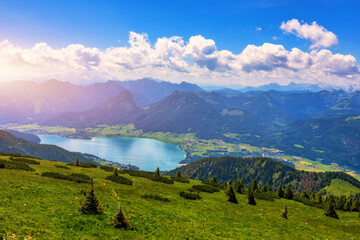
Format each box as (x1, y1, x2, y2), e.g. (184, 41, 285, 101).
(116, 78, 204, 106)
(0, 78, 203, 124)
(1, 78, 360, 171)
(44, 90, 141, 128)
(213, 82, 336, 94)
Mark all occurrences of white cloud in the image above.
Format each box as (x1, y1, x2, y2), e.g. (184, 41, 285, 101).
(255, 26, 262, 31)
(280, 19, 338, 49)
(0, 31, 359, 89)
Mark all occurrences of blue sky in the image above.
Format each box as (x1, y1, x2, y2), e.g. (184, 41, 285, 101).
(0, 0, 359, 88)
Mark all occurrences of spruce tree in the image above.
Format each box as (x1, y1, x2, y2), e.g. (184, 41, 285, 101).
(277, 183, 284, 198)
(352, 198, 360, 212)
(324, 198, 339, 219)
(344, 197, 353, 212)
(227, 185, 238, 203)
(299, 190, 309, 199)
(252, 179, 258, 192)
(284, 184, 293, 200)
(227, 180, 232, 188)
(79, 181, 103, 215)
(336, 196, 346, 210)
(316, 193, 323, 204)
(239, 179, 245, 193)
(247, 187, 256, 205)
(74, 157, 80, 166)
(113, 167, 119, 176)
(261, 184, 268, 192)
(268, 185, 273, 192)
(176, 170, 182, 178)
(282, 204, 288, 219)
(112, 203, 131, 229)
(155, 167, 160, 177)
(210, 176, 218, 183)
(234, 179, 244, 194)
(310, 191, 316, 201)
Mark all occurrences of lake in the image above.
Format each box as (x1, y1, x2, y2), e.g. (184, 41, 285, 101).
(39, 135, 186, 171)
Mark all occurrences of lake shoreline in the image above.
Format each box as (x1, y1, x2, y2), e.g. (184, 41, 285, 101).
(39, 134, 187, 171)
(53, 131, 193, 164)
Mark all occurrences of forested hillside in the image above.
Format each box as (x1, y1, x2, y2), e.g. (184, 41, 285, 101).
(0, 130, 90, 163)
(169, 156, 360, 193)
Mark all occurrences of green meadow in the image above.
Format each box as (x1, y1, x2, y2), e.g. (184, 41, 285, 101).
(0, 156, 359, 240)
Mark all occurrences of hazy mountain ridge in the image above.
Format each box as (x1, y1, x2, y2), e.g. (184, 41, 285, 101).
(43, 90, 141, 128)
(0, 80, 127, 123)
(0, 79, 204, 124)
(134, 91, 272, 138)
(0, 129, 41, 143)
(0, 130, 90, 163)
(116, 78, 205, 106)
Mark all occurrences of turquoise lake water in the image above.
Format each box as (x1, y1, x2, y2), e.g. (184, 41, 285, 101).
(39, 135, 186, 171)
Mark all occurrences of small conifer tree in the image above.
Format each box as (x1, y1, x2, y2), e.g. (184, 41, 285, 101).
(324, 198, 339, 219)
(112, 203, 131, 229)
(176, 170, 182, 178)
(284, 184, 293, 200)
(75, 157, 80, 166)
(268, 185, 273, 192)
(261, 184, 268, 192)
(155, 167, 160, 177)
(277, 183, 284, 198)
(309, 191, 316, 200)
(239, 179, 245, 193)
(336, 195, 346, 210)
(252, 179, 258, 192)
(344, 197, 353, 212)
(210, 176, 218, 183)
(113, 167, 119, 176)
(299, 190, 309, 199)
(234, 179, 244, 194)
(79, 181, 103, 215)
(227, 180, 232, 188)
(227, 185, 238, 204)
(316, 193, 323, 204)
(282, 204, 288, 219)
(247, 187, 256, 205)
(352, 198, 360, 212)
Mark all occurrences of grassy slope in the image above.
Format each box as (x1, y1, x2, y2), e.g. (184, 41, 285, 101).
(325, 179, 360, 196)
(0, 157, 359, 239)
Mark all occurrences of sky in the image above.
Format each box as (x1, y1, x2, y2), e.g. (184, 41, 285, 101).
(0, 0, 359, 89)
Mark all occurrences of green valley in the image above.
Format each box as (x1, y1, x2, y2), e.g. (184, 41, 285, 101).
(5, 123, 360, 180)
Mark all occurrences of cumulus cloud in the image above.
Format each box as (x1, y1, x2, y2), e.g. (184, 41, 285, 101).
(255, 26, 262, 31)
(0, 31, 359, 89)
(280, 19, 338, 49)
